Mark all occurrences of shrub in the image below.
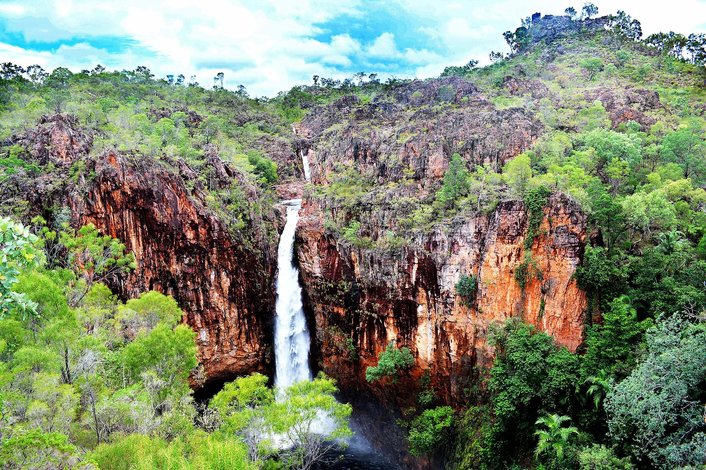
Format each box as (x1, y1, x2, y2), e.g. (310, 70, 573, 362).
(408, 406, 454, 456)
(365, 342, 415, 383)
(455, 274, 478, 307)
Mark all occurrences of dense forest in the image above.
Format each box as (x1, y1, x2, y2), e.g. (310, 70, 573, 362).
(1, 4, 706, 470)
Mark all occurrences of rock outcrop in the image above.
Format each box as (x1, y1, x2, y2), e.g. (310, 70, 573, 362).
(69, 151, 278, 383)
(296, 194, 586, 405)
(294, 78, 587, 406)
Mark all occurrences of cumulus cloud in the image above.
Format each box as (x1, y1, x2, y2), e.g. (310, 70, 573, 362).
(0, 0, 705, 95)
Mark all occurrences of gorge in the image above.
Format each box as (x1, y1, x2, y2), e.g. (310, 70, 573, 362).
(1, 8, 706, 469)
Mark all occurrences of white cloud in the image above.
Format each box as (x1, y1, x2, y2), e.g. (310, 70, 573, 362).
(1, 0, 705, 95)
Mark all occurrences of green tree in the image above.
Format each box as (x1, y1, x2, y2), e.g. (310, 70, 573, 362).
(661, 121, 706, 183)
(581, 2, 598, 19)
(605, 314, 706, 468)
(580, 58, 604, 80)
(60, 224, 135, 306)
(455, 274, 478, 307)
(578, 444, 632, 469)
(210, 372, 275, 462)
(534, 414, 579, 465)
(581, 296, 651, 380)
(408, 406, 454, 456)
(365, 341, 415, 383)
(267, 373, 352, 470)
(436, 153, 470, 209)
(486, 321, 580, 465)
(503, 153, 533, 198)
(0, 217, 42, 318)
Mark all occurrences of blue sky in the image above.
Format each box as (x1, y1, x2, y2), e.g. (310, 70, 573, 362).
(1, 0, 705, 96)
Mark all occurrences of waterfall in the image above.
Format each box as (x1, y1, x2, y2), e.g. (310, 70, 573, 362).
(301, 150, 311, 182)
(274, 199, 312, 388)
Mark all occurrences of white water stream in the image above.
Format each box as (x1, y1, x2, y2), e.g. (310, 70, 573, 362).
(301, 150, 311, 182)
(274, 199, 312, 388)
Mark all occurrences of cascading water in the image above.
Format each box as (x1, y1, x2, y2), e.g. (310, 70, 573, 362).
(274, 199, 312, 388)
(301, 150, 311, 182)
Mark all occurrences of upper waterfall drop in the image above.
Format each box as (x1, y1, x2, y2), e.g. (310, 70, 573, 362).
(301, 150, 311, 182)
(274, 199, 312, 388)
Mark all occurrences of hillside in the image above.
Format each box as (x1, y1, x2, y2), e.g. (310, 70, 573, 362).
(0, 9, 705, 470)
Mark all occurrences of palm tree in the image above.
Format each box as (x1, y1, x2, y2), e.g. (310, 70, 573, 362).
(584, 370, 612, 409)
(534, 414, 578, 461)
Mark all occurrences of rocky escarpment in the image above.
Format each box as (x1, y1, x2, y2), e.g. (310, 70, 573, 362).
(69, 151, 279, 384)
(294, 78, 587, 406)
(6, 114, 283, 386)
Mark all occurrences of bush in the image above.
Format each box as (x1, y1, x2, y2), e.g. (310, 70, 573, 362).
(408, 406, 454, 456)
(456, 274, 478, 307)
(365, 342, 415, 383)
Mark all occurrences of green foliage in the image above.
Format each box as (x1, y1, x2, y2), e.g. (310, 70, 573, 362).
(485, 321, 580, 465)
(534, 414, 579, 466)
(578, 444, 632, 469)
(580, 58, 604, 80)
(455, 274, 478, 307)
(60, 223, 135, 305)
(0, 428, 85, 469)
(436, 153, 470, 210)
(91, 432, 254, 470)
(408, 406, 454, 456)
(580, 296, 651, 380)
(247, 151, 278, 184)
(365, 341, 415, 383)
(0, 217, 42, 318)
(605, 315, 706, 468)
(503, 153, 533, 199)
(209, 372, 352, 468)
(523, 185, 551, 249)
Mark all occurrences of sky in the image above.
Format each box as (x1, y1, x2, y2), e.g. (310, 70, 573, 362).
(1, 0, 706, 96)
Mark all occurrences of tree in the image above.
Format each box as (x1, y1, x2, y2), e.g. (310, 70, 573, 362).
(608, 11, 642, 41)
(408, 406, 454, 456)
(213, 72, 224, 89)
(486, 321, 580, 464)
(60, 224, 135, 306)
(580, 58, 603, 80)
(0, 217, 42, 318)
(660, 121, 706, 183)
(578, 444, 632, 469)
(580, 296, 651, 380)
(581, 3, 598, 19)
(605, 314, 706, 468)
(455, 274, 478, 307)
(365, 341, 415, 383)
(436, 153, 470, 209)
(503, 153, 533, 199)
(210, 373, 275, 463)
(534, 414, 578, 464)
(564, 7, 577, 18)
(267, 374, 352, 470)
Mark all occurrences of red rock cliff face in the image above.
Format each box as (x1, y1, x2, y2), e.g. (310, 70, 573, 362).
(69, 151, 277, 383)
(296, 195, 586, 405)
(294, 78, 587, 405)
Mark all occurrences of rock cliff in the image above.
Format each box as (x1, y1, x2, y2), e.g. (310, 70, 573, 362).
(69, 151, 278, 384)
(294, 78, 588, 405)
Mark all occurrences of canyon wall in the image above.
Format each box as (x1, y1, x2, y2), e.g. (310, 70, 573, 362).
(68, 150, 279, 384)
(297, 194, 587, 405)
(294, 78, 588, 405)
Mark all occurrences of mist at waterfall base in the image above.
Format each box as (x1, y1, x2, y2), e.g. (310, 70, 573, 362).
(274, 200, 396, 469)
